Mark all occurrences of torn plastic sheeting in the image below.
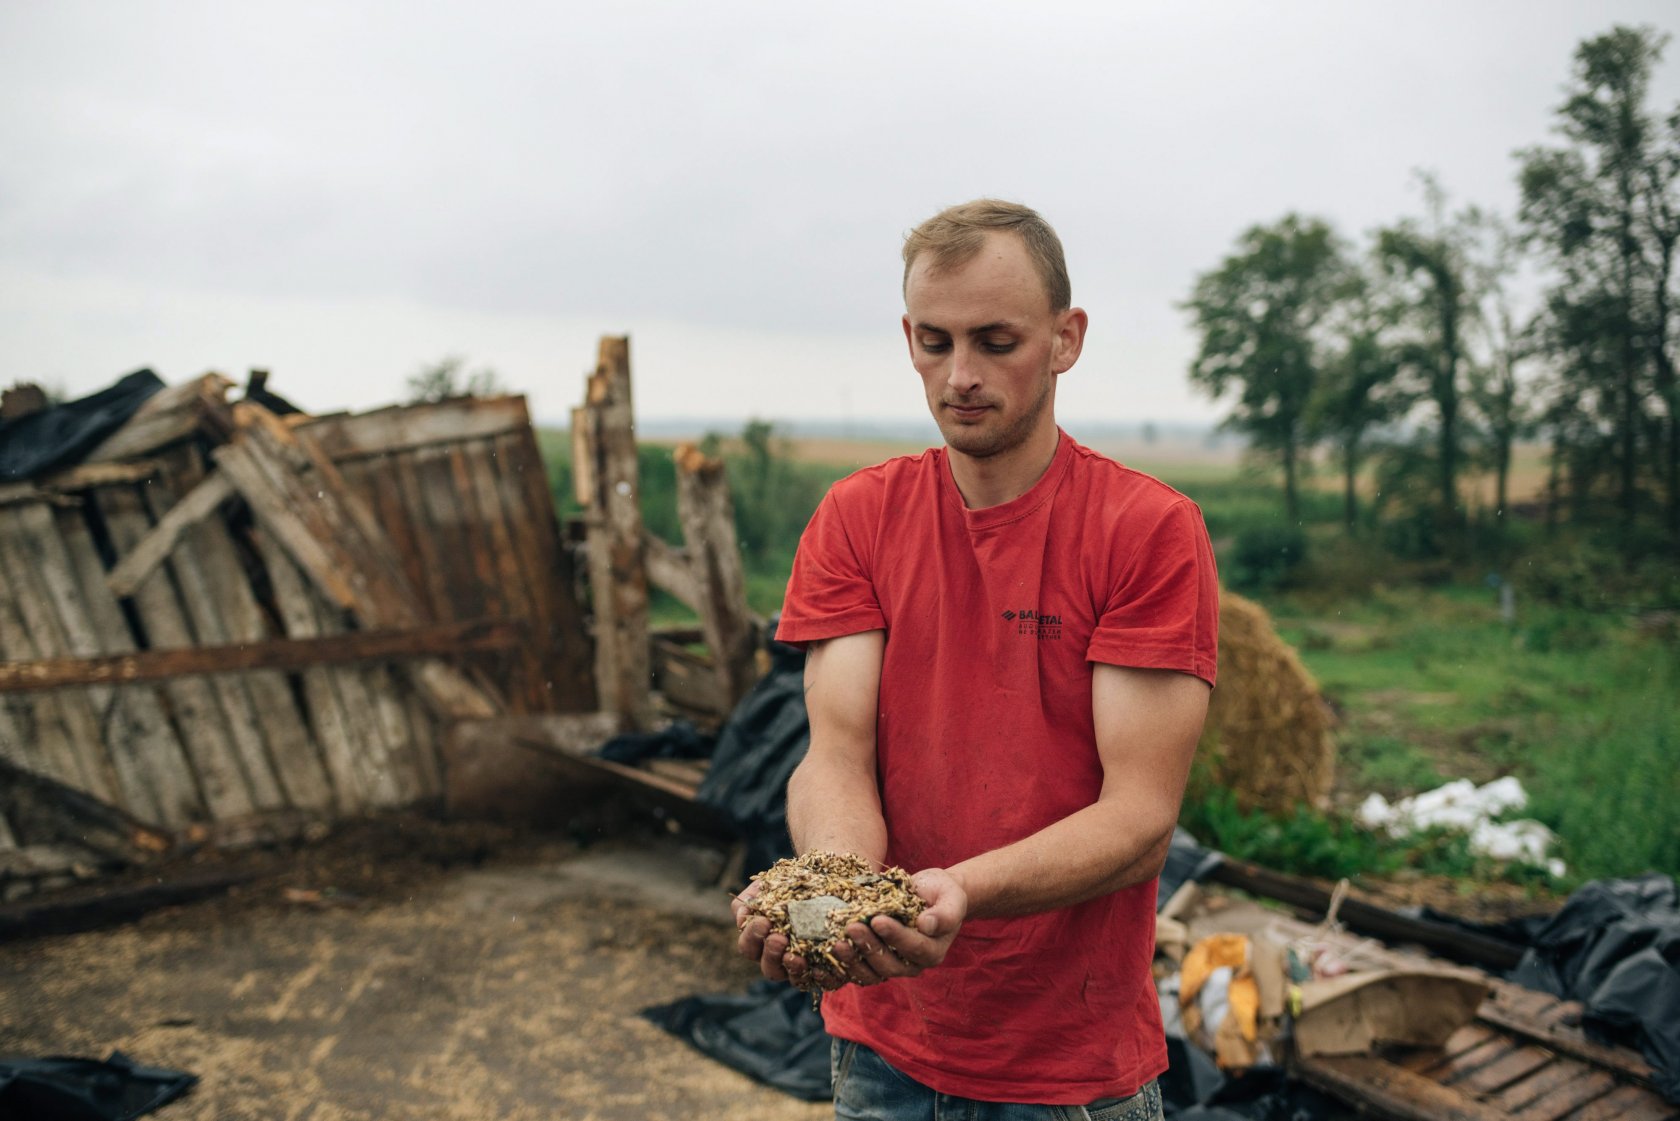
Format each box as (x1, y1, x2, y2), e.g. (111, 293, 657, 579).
(1512, 873, 1680, 1103)
(1356, 777, 1564, 875)
(0, 1050, 197, 1120)
(641, 980, 831, 1101)
(693, 639, 810, 879)
(0, 369, 163, 481)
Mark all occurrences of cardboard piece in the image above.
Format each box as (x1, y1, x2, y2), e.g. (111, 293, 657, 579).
(1292, 969, 1490, 1057)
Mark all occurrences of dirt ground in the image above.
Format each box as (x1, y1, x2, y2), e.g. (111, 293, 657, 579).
(0, 815, 832, 1121)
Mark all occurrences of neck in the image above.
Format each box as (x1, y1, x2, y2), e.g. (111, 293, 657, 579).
(947, 422, 1062, 509)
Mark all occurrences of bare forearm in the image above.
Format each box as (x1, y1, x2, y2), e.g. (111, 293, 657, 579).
(948, 798, 1180, 920)
(786, 748, 888, 864)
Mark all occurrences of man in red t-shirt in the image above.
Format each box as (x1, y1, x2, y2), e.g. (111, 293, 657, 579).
(735, 199, 1217, 1118)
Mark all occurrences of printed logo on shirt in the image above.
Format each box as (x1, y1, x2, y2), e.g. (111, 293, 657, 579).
(1007, 608, 1062, 640)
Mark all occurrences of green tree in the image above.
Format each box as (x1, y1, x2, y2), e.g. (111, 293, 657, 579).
(1462, 212, 1535, 541)
(405, 355, 507, 404)
(1310, 265, 1409, 532)
(1186, 215, 1353, 522)
(1517, 25, 1680, 542)
(1375, 175, 1483, 534)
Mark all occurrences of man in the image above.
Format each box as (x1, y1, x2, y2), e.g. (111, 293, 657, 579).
(734, 199, 1218, 1118)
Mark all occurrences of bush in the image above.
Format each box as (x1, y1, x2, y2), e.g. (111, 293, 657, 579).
(1228, 523, 1309, 591)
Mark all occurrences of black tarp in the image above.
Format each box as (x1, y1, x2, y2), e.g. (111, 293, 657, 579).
(0, 1051, 196, 1120)
(0, 370, 163, 481)
(1511, 872, 1680, 1102)
(635, 635, 830, 1097)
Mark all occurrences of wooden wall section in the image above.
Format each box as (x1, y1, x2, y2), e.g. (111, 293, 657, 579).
(0, 393, 595, 857)
(299, 396, 595, 716)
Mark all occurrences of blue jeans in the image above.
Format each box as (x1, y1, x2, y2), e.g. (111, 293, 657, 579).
(830, 1039, 1163, 1121)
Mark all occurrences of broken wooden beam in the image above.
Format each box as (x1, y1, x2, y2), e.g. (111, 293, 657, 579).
(574, 336, 655, 730)
(0, 759, 172, 865)
(1204, 858, 1527, 971)
(85, 373, 235, 463)
(1290, 1054, 1511, 1121)
(104, 471, 236, 596)
(0, 617, 526, 694)
(0, 865, 257, 941)
(674, 442, 761, 710)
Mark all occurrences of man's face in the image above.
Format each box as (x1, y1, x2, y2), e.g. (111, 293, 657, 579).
(902, 232, 1085, 461)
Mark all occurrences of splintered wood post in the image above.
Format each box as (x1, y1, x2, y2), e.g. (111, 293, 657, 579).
(673, 443, 761, 709)
(577, 336, 655, 730)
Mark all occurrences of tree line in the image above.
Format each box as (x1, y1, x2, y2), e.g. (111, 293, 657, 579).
(1186, 25, 1680, 563)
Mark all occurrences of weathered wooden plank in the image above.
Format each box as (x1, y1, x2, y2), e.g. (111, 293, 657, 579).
(253, 532, 361, 816)
(1452, 1045, 1556, 1097)
(0, 461, 162, 508)
(163, 459, 336, 814)
(85, 373, 233, 463)
(0, 757, 173, 864)
(1566, 1084, 1678, 1121)
(1292, 1054, 1510, 1121)
(365, 661, 427, 804)
(417, 445, 480, 619)
(0, 506, 121, 802)
(104, 470, 235, 597)
(493, 429, 596, 712)
(214, 406, 500, 720)
(96, 485, 251, 819)
(1435, 1036, 1521, 1086)
(1507, 1069, 1617, 1121)
(644, 532, 701, 611)
(460, 440, 542, 711)
(143, 454, 287, 813)
(0, 563, 82, 788)
(390, 448, 454, 623)
(674, 442, 760, 710)
(577, 336, 654, 729)
(1480, 979, 1657, 1082)
(0, 865, 255, 941)
(1489, 1058, 1594, 1112)
(299, 395, 532, 461)
(0, 617, 527, 693)
(53, 502, 196, 826)
(651, 636, 730, 719)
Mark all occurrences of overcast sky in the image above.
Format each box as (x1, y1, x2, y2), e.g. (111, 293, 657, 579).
(4, 1, 1680, 429)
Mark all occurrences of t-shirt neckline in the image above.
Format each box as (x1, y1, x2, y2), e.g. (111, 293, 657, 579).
(941, 428, 1075, 532)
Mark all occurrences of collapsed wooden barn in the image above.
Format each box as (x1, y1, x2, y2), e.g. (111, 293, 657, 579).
(0, 337, 762, 901)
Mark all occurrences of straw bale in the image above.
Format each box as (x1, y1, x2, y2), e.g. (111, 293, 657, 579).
(1196, 590, 1336, 813)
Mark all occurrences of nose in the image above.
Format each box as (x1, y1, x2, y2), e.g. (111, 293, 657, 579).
(946, 342, 983, 395)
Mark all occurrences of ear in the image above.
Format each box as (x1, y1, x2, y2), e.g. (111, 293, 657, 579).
(902, 314, 915, 358)
(1051, 307, 1088, 375)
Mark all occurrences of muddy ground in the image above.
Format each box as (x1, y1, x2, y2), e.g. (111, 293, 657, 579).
(0, 815, 831, 1121)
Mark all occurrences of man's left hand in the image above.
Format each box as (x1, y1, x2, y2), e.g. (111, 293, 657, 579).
(829, 867, 966, 987)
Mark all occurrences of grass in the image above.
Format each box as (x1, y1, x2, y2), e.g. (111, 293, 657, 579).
(1260, 583, 1680, 884)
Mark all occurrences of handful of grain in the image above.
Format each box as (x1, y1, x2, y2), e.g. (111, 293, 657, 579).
(743, 851, 925, 987)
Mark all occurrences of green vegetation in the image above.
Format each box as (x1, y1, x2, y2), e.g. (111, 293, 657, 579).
(536, 420, 1676, 891)
(1185, 25, 1680, 566)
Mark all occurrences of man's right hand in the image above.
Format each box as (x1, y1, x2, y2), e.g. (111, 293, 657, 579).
(732, 881, 850, 991)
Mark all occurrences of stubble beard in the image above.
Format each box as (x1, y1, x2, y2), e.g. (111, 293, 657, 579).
(938, 374, 1055, 461)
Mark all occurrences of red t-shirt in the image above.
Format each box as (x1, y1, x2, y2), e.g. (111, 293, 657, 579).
(776, 429, 1218, 1103)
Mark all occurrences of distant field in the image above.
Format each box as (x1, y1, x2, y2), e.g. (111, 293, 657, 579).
(765, 433, 1550, 503)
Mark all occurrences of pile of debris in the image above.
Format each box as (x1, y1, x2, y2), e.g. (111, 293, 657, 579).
(0, 338, 763, 908)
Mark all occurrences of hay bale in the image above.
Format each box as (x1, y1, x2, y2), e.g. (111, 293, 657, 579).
(1195, 590, 1336, 814)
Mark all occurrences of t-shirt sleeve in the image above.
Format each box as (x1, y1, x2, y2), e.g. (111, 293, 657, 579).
(1087, 498, 1219, 686)
(775, 488, 887, 646)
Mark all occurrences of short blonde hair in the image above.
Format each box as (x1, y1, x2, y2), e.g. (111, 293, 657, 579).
(902, 199, 1072, 312)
